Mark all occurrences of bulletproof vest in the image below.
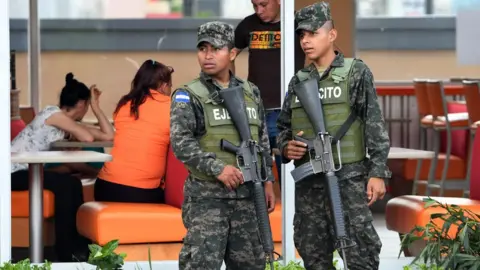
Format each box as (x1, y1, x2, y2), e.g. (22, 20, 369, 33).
(184, 79, 262, 181)
(290, 58, 366, 167)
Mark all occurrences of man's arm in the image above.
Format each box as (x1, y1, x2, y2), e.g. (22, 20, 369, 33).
(353, 62, 392, 179)
(231, 18, 249, 74)
(276, 77, 296, 164)
(170, 89, 226, 177)
(230, 48, 243, 74)
(252, 84, 275, 182)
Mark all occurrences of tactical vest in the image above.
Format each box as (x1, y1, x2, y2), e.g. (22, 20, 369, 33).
(184, 79, 262, 181)
(290, 58, 365, 168)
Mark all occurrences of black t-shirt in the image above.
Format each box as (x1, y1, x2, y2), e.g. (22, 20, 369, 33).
(235, 14, 306, 109)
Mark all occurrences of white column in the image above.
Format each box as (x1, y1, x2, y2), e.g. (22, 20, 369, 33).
(0, 0, 12, 263)
(280, 0, 296, 264)
(28, 0, 41, 112)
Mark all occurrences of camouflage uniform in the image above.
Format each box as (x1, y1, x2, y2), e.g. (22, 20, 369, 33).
(170, 21, 275, 270)
(276, 3, 392, 270)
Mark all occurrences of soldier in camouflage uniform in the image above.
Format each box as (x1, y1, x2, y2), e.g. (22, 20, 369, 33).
(170, 21, 276, 270)
(277, 2, 391, 270)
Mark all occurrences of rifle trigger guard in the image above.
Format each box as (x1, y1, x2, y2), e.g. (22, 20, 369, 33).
(308, 150, 323, 174)
(334, 140, 342, 171)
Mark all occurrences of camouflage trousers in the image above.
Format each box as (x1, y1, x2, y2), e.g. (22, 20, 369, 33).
(293, 175, 382, 270)
(179, 196, 266, 270)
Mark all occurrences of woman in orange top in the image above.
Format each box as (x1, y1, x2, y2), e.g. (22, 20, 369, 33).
(95, 60, 174, 203)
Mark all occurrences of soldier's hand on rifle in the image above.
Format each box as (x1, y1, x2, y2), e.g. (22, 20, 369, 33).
(366, 177, 386, 206)
(217, 165, 244, 191)
(283, 131, 308, 160)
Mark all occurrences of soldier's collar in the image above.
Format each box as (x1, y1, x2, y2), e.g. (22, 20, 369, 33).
(199, 72, 240, 105)
(299, 51, 345, 79)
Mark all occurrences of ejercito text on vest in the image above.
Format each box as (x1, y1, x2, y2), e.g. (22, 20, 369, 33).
(184, 79, 262, 181)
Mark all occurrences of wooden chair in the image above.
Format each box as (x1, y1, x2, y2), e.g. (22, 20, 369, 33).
(411, 79, 432, 194)
(461, 80, 480, 197)
(425, 80, 470, 196)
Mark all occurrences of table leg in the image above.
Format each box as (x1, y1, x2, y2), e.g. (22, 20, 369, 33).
(28, 163, 44, 263)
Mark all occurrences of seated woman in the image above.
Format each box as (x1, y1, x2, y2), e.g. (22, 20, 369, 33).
(95, 60, 173, 204)
(10, 73, 115, 262)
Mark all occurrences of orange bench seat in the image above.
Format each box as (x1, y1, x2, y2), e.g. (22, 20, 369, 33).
(77, 202, 186, 245)
(386, 195, 480, 238)
(403, 154, 466, 180)
(77, 201, 284, 246)
(11, 190, 55, 218)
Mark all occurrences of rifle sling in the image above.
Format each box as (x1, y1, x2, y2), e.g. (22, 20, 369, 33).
(332, 111, 357, 144)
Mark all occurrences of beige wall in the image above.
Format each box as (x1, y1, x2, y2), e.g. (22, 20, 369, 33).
(11, 50, 480, 119)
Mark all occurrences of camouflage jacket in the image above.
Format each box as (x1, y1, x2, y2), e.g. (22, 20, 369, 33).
(170, 71, 274, 199)
(276, 52, 392, 181)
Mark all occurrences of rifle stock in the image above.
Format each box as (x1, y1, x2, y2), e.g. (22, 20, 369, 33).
(290, 78, 355, 270)
(218, 86, 275, 269)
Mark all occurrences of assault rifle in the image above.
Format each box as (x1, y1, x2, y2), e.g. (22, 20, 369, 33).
(290, 78, 356, 270)
(217, 85, 275, 270)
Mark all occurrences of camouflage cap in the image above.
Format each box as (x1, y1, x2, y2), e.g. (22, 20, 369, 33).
(196, 21, 234, 49)
(295, 1, 332, 33)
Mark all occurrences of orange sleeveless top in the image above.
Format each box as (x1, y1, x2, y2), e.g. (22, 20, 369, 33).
(98, 90, 170, 189)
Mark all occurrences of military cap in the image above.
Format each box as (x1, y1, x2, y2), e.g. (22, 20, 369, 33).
(295, 1, 332, 32)
(196, 21, 234, 49)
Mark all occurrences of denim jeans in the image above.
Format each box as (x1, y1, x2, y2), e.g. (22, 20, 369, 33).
(266, 109, 282, 188)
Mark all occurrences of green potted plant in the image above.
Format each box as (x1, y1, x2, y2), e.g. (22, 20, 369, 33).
(0, 259, 52, 270)
(87, 240, 127, 270)
(400, 197, 480, 269)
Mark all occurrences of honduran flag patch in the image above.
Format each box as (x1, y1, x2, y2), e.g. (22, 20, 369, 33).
(174, 91, 190, 103)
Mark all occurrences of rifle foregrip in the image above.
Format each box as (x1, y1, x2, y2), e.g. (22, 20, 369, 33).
(220, 139, 239, 154)
(325, 174, 348, 239)
(252, 182, 274, 255)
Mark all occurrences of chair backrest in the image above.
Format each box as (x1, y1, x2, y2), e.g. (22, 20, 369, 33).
(443, 102, 469, 159)
(426, 80, 448, 118)
(164, 145, 188, 208)
(469, 132, 480, 200)
(19, 107, 35, 125)
(413, 79, 431, 116)
(462, 80, 480, 124)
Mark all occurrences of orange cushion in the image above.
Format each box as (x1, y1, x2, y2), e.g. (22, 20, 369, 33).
(164, 146, 187, 209)
(403, 154, 466, 180)
(11, 119, 26, 141)
(385, 195, 480, 238)
(470, 133, 480, 200)
(12, 190, 55, 218)
(76, 202, 185, 245)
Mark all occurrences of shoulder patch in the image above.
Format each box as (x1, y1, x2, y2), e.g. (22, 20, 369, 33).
(174, 91, 190, 103)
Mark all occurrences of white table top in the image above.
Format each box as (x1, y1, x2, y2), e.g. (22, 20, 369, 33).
(388, 147, 435, 159)
(11, 151, 112, 164)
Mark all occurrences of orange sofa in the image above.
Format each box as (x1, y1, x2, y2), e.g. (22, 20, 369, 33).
(76, 146, 285, 261)
(386, 130, 480, 257)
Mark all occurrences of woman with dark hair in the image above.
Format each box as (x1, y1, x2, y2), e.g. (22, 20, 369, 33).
(11, 72, 114, 262)
(95, 59, 174, 203)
